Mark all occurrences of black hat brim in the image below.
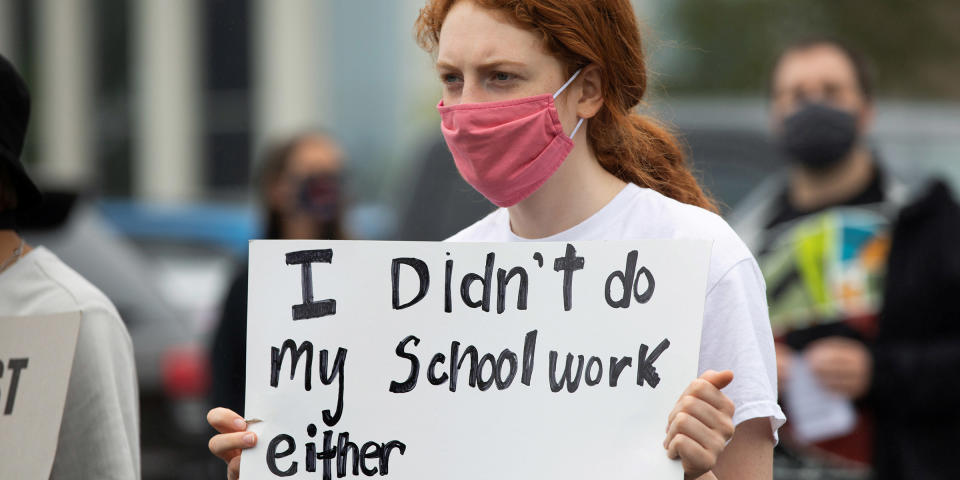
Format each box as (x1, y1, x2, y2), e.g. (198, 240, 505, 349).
(0, 144, 42, 212)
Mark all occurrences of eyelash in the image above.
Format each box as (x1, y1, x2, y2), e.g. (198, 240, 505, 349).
(442, 73, 462, 85)
(439, 71, 517, 87)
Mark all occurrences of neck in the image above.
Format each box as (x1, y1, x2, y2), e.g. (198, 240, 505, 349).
(280, 216, 339, 240)
(281, 216, 320, 240)
(788, 146, 875, 211)
(507, 133, 626, 239)
(0, 229, 30, 272)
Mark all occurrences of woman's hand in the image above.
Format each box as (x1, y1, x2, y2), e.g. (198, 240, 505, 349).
(207, 407, 257, 480)
(664, 370, 736, 479)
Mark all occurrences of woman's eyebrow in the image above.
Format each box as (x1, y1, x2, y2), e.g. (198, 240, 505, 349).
(476, 59, 526, 70)
(435, 59, 457, 71)
(435, 59, 527, 71)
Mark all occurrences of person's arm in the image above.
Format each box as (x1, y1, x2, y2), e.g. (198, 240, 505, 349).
(870, 180, 960, 414)
(663, 371, 774, 479)
(663, 370, 735, 479)
(671, 249, 781, 478)
(871, 338, 960, 413)
(711, 417, 774, 479)
(50, 306, 141, 479)
(210, 270, 249, 414)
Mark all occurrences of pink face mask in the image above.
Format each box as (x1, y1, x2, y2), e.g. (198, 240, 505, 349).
(438, 69, 585, 207)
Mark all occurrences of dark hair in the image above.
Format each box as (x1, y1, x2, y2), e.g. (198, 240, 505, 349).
(771, 36, 875, 101)
(0, 164, 17, 212)
(258, 132, 346, 240)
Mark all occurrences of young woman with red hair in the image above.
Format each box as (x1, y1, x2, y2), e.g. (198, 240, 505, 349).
(208, 1, 784, 478)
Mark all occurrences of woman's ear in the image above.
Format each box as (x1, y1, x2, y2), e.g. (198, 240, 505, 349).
(576, 64, 603, 119)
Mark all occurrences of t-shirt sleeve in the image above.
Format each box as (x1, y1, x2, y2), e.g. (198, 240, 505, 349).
(50, 305, 141, 479)
(699, 257, 786, 443)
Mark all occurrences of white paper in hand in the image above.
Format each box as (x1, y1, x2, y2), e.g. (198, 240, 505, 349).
(786, 355, 856, 444)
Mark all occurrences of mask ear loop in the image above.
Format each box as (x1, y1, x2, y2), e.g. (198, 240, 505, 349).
(553, 68, 585, 139)
(568, 117, 585, 139)
(553, 68, 583, 99)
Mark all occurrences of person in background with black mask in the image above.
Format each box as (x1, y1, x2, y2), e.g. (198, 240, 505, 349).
(0, 54, 140, 478)
(731, 38, 960, 479)
(209, 132, 347, 416)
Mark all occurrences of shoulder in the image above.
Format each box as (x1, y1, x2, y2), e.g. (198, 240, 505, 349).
(644, 192, 768, 319)
(631, 187, 756, 286)
(726, 174, 788, 252)
(624, 189, 782, 435)
(23, 247, 127, 335)
(445, 208, 508, 242)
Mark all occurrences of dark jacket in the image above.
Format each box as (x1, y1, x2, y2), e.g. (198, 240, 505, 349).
(871, 180, 960, 479)
(210, 269, 248, 415)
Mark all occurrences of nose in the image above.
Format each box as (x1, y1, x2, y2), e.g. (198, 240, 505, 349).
(797, 84, 831, 105)
(458, 78, 489, 105)
(457, 87, 478, 106)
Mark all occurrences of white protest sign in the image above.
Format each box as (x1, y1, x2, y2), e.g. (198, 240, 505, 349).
(243, 240, 710, 479)
(0, 311, 81, 479)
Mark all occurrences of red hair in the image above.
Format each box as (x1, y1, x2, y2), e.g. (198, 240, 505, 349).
(416, 0, 718, 213)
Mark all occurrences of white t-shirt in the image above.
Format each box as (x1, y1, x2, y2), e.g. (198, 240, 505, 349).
(0, 246, 140, 480)
(448, 183, 786, 440)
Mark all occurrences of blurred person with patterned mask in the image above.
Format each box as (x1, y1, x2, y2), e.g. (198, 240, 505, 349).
(209, 132, 348, 417)
(731, 38, 960, 480)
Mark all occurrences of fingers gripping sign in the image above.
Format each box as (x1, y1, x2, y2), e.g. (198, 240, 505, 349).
(232, 239, 712, 478)
(664, 370, 736, 478)
(207, 407, 258, 480)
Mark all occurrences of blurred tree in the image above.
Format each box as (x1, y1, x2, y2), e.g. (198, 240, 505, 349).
(668, 0, 960, 99)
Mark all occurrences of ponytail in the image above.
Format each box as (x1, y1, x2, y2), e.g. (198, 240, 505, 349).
(591, 112, 718, 213)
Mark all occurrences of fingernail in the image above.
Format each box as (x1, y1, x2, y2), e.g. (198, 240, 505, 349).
(243, 433, 256, 445)
(234, 418, 246, 430)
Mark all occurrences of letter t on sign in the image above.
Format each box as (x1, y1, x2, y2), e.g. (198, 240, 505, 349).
(286, 249, 337, 320)
(553, 243, 584, 311)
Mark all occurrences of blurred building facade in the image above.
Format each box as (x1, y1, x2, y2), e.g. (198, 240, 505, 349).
(0, 0, 444, 207)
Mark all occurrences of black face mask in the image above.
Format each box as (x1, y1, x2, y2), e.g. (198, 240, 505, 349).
(778, 103, 859, 171)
